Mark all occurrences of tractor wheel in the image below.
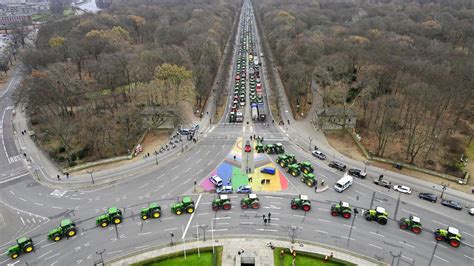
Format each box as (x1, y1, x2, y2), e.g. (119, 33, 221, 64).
(223, 203, 231, 210)
(302, 204, 311, 212)
(280, 162, 285, 167)
(411, 227, 422, 234)
(331, 211, 338, 216)
(399, 222, 408, 229)
(53, 234, 61, 242)
(67, 228, 77, 237)
(306, 180, 313, 187)
(303, 169, 309, 174)
(378, 218, 387, 225)
(101, 221, 108, 228)
(186, 206, 195, 214)
(291, 204, 298, 210)
(342, 212, 351, 219)
(449, 239, 460, 247)
(10, 253, 19, 259)
(113, 217, 122, 224)
(212, 205, 219, 211)
(251, 202, 260, 209)
(142, 215, 148, 220)
(365, 213, 373, 221)
(175, 209, 183, 215)
(153, 211, 161, 218)
(435, 234, 443, 241)
(241, 203, 248, 209)
(24, 244, 33, 253)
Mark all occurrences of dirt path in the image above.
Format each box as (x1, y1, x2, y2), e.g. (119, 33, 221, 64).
(326, 132, 473, 194)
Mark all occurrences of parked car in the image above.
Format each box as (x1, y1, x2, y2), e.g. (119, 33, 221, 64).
(216, 186, 233, 194)
(312, 150, 326, 160)
(469, 208, 474, 216)
(329, 161, 346, 171)
(260, 167, 276, 175)
(209, 175, 223, 187)
(236, 185, 252, 194)
(441, 200, 463, 210)
(347, 169, 366, 179)
(393, 185, 412, 194)
(373, 179, 391, 188)
(418, 192, 437, 203)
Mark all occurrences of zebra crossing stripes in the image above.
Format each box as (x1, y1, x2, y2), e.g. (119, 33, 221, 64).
(8, 155, 22, 164)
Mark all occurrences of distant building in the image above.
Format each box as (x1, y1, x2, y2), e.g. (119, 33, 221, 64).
(314, 107, 357, 130)
(0, 1, 48, 16)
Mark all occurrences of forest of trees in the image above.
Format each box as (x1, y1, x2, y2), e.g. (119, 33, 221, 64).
(15, 0, 239, 166)
(253, 0, 473, 175)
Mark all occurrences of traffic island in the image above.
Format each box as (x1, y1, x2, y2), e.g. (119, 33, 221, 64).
(131, 247, 223, 266)
(274, 247, 355, 266)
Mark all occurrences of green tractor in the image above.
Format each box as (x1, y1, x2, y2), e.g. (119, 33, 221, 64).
(399, 215, 422, 234)
(434, 227, 462, 247)
(256, 143, 264, 153)
(290, 194, 311, 211)
(298, 162, 314, 174)
(300, 173, 317, 187)
(275, 143, 285, 154)
(364, 206, 388, 225)
(171, 196, 195, 215)
(96, 207, 123, 228)
(265, 144, 275, 154)
(212, 195, 232, 211)
(48, 219, 77, 242)
(240, 193, 260, 209)
(7, 237, 34, 260)
(141, 203, 161, 220)
(276, 154, 296, 168)
(287, 164, 301, 177)
(330, 201, 352, 219)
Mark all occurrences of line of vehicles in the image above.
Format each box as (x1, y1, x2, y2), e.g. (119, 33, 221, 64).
(229, 6, 266, 123)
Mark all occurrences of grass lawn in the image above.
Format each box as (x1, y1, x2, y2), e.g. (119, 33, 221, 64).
(135, 247, 222, 266)
(273, 248, 354, 266)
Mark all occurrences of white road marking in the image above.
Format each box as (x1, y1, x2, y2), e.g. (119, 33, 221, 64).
(433, 220, 449, 227)
(138, 232, 152, 236)
(354, 190, 366, 196)
(256, 228, 277, 232)
(0, 172, 30, 184)
(217, 222, 230, 225)
(434, 255, 449, 263)
(75, 259, 83, 264)
(463, 231, 474, 237)
(106, 250, 123, 255)
(340, 236, 355, 241)
(37, 250, 53, 259)
(139, 183, 149, 189)
(317, 218, 330, 223)
(213, 217, 231, 220)
(401, 209, 418, 216)
(314, 229, 328, 234)
(69, 198, 81, 200)
(52, 206, 63, 210)
(184, 167, 192, 173)
(9, 190, 14, 195)
(432, 242, 447, 248)
(370, 231, 385, 238)
(157, 173, 165, 180)
(343, 224, 356, 229)
(18, 198, 27, 202)
(293, 215, 305, 218)
(161, 217, 174, 221)
(164, 227, 177, 232)
(135, 245, 150, 250)
(198, 212, 210, 216)
(40, 243, 56, 249)
(181, 194, 202, 239)
(34, 202, 44, 206)
(171, 176, 180, 182)
(402, 255, 414, 261)
(171, 165, 179, 170)
(317, 208, 329, 212)
(369, 244, 382, 250)
(20, 217, 25, 225)
(464, 255, 474, 261)
(51, 260, 59, 266)
(399, 241, 415, 248)
(398, 229, 415, 236)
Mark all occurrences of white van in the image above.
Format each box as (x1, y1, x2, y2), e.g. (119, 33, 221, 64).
(334, 173, 353, 193)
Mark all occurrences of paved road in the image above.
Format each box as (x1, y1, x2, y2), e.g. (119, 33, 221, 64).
(0, 1, 472, 265)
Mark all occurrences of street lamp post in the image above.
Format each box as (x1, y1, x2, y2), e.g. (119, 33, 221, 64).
(440, 183, 449, 199)
(346, 208, 358, 247)
(309, 137, 312, 151)
(428, 241, 439, 266)
(96, 249, 105, 265)
(87, 169, 95, 184)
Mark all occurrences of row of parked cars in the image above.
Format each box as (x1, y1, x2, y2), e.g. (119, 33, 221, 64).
(311, 149, 473, 215)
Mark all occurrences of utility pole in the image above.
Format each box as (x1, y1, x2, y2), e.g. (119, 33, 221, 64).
(199, 224, 208, 241)
(309, 137, 312, 151)
(440, 183, 449, 199)
(87, 169, 95, 184)
(428, 241, 439, 266)
(394, 193, 401, 220)
(96, 249, 105, 265)
(389, 251, 402, 266)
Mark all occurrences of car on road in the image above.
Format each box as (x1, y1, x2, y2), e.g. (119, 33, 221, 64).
(393, 185, 412, 194)
(469, 208, 474, 216)
(329, 161, 346, 171)
(209, 175, 223, 187)
(245, 141, 251, 153)
(347, 168, 366, 179)
(373, 178, 392, 188)
(441, 200, 463, 210)
(260, 167, 275, 175)
(237, 185, 252, 194)
(312, 150, 326, 160)
(216, 186, 233, 194)
(418, 192, 437, 203)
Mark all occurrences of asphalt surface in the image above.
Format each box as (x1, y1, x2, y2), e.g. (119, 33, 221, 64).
(0, 1, 473, 265)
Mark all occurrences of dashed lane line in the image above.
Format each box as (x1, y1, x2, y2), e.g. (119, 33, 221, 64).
(434, 255, 449, 263)
(135, 245, 150, 250)
(463, 231, 474, 237)
(137, 232, 152, 236)
(401, 209, 418, 216)
(369, 244, 382, 250)
(464, 255, 474, 261)
(340, 236, 355, 241)
(315, 229, 328, 234)
(399, 241, 415, 248)
(34, 202, 44, 206)
(256, 228, 277, 232)
(354, 190, 366, 196)
(370, 231, 385, 238)
(433, 220, 449, 227)
(164, 227, 177, 232)
(317, 218, 330, 223)
(18, 197, 26, 202)
(44, 253, 61, 261)
(37, 250, 53, 259)
(402, 255, 414, 261)
(139, 183, 149, 190)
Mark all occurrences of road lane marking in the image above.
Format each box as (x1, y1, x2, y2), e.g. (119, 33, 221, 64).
(433, 220, 448, 227)
(0, 172, 30, 184)
(463, 231, 474, 237)
(256, 228, 277, 232)
(354, 190, 366, 196)
(171, 165, 179, 170)
(399, 241, 415, 248)
(164, 227, 177, 232)
(9, 190, 14, 195)
(37, 250, 53, 259)
(106, 250, 122, 255)
(135, 245, 150, 250)
(293, 215, 305, 218)
(138, 232, 152, 236)
(464, 255, 474, 261)
(369, 244, 382, 250)
(18, 197, 26, 202)
(317, 218, 330, 223)
(20, 217, 25, 225)
(40, 243, 56, 249)
(343, 224, 356, 229)
(213, 217, 231, 220)
(340, 236, 355, 241)
(181, 194, 202, 239)
(34, 202, 44, 206)
(434, 255, 449, 263)
(370, 231, 385, 238)
(432, 242, 447, 248)
(171, 176, 180, 182)
(402, 255, 414, 261)
(139, 183, 149, 189)
(314, 229, 328, 234)
(198, 212, 209, 216)
(208, 229, 228, 232)
(317, 208, 329, 212)
(401, 209, 418, 216)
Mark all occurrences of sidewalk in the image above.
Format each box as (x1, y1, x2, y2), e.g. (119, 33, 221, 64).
(108, 236, 381, 266)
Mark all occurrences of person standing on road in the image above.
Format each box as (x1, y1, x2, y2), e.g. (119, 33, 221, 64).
(57, 175, 60, 180)
(268, 212, 271, 222)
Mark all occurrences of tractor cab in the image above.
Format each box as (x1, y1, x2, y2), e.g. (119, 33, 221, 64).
(341, 201, 350, 208)
(219, 194, 229, 200)
(275, 143, 284, 154)
(256, 143, 264, 153)
(448, 227, 460, 237)
(298, 162, 314, 174)
(249, 193, 257, 199)
(300, 194, 309, 201)
(265, 144, 275, 154)
(410, 216, 421, 224)
(182, 196, 192, 205)
(376, 206, 386, 215)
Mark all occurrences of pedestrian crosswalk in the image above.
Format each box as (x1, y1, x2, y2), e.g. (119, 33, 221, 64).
(50, 189, 67, 198)
(17, 211, 48, 226)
